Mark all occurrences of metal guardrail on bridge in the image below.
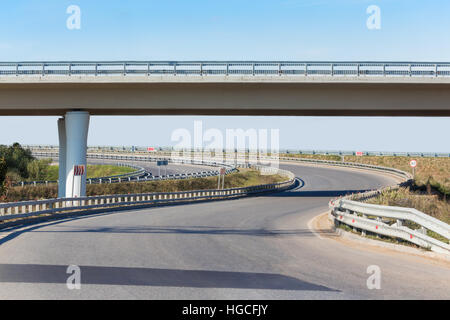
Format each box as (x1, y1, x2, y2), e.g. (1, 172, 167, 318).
(1, 61, 450, 77)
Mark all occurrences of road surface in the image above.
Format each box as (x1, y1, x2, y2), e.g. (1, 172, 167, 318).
(86, 158, 215, 176)
(0, 162, 449, 299)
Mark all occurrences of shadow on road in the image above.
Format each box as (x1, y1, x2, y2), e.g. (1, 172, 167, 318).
(269, 189, 374, 197)
(27, 225, 338, 237)
(0, 263, 339, 292)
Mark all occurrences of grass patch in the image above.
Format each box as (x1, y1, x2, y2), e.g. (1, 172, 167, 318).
(281, 153, 342, 162)
(366, 187, 450, 225)
(40, 164, 136, 181)
(366, 187, 449, 244)
(2, 169, 286, 202)
(281, 154, 450, 196)
(339, 155, 449, 196)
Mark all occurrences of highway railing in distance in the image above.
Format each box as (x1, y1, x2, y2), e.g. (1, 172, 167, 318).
(24, 145, 450, 158)
(29, 152, 234, 186)
(14, 161, 146, 187)
(1, 61, 450, 77)
(0, 164, 295, 225)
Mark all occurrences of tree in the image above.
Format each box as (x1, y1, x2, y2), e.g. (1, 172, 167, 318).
(0, 157, 7, 195)
(0, 143, 35, 179)
(27, 159, 52, 181)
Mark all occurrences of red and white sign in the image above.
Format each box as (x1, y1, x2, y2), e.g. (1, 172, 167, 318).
(410, 160, 417, 168)
(220, 167, 226, 175)
(355, 151, 364, 156)
(73, 165, 85, 176)
(147, 147, 156, 152)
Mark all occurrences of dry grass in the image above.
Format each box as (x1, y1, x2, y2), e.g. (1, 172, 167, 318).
(343, 156, 449, 195)
(367, 187, 450, 224)
(281, 153, 449, 195)
(2, 169, 286, 202)
(281, 153, 342, 161)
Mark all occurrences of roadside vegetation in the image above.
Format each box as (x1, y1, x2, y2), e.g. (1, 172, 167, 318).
(282, 153, 450, 227)
(366, 187, 449, 224)
(281, 153, 449, 196)
(44, 164, 135, 181)
(2, 168, 286, 202)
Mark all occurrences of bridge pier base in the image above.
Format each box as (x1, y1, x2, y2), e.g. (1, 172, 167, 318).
(60, 111, 90, 198)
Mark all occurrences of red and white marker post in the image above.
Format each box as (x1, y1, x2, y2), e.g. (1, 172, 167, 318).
(410, 160, 417, 179)
(218, 167, 226, 190)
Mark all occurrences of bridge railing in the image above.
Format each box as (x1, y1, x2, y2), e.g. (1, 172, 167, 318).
(1, 61, 450, 77)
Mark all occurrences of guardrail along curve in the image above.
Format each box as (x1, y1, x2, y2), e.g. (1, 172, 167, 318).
(0, 165, 295, 225)
(274, 157, 449, 254)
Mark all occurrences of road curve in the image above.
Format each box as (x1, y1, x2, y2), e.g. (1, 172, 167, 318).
(0, 162, 449, 299)
(87, 158, 216, 176)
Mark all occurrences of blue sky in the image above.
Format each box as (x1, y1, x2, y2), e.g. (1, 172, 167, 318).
(0, 0, 449, 152)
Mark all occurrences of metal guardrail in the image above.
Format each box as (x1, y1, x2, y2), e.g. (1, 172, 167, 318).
(14, 161, 146, 187)
(24, 145, 450, 158)
(1, 61, 450, 77)
(330, 199, 450, 254)
(0, 165, 295, 223)
(275, 156, 450, 254)
(27, 152, 233, 186)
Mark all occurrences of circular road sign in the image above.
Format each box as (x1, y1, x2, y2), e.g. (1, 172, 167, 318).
(410, 160, 417, 168)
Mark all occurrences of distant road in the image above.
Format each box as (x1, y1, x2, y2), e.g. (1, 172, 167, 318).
(87, 158, 215, 176)
(0, 162, 449, 299)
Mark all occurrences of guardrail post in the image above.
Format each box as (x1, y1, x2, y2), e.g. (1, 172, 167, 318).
(376, 217, 381, 238)
(361, 214, 367, 236)
(420, 226, 427, 235)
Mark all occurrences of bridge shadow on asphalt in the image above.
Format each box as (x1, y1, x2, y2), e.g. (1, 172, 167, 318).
(0, 263, 339, 292)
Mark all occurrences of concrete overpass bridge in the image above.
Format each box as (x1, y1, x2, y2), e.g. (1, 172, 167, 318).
(0, 61, 449, 198)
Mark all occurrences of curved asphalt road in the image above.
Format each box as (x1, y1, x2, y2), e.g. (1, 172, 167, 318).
(0, 162, 449, 299)
(87, 158, 216, 176)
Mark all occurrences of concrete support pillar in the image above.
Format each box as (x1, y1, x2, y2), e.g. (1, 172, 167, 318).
(65, 111, 90, 198)
(57, 118, 66, 198)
